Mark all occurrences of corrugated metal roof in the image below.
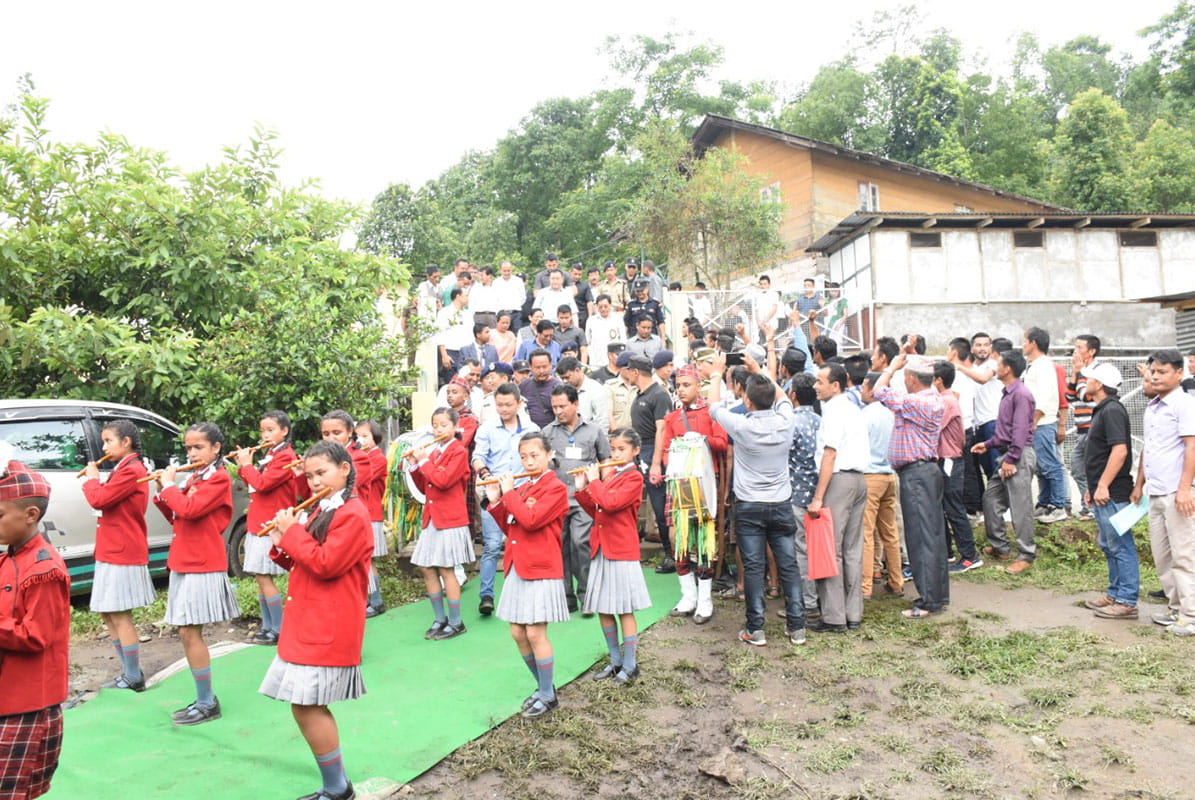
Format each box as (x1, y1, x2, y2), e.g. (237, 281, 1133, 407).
(807, 212, 1195, 254)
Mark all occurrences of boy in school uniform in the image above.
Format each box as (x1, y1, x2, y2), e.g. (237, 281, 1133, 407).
(0, 460, 70, 800)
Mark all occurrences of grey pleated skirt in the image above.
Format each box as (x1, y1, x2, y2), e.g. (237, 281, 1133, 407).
(243, 531, 285, 576)
(371, 521, 388, 557)
(582, 552, 653, 615)
(259, 655, 366, 705)
(164, 571, 242, 626)
(410, 523, 476, 568)
(496, 566, 570, 624)
(89, 561, 156, 613)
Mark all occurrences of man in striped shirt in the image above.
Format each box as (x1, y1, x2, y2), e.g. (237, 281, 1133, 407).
(874, 354, 948, 618)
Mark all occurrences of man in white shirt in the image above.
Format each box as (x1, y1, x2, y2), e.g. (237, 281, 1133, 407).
(753, 275, 782, 345)
(492, 261, 527, 321)
(689, 282, 713, 328)
(952, 333, 1003, 482)
(533, 269, 578, 317)
(1024, 327, 1067, 522)
(414, 265, 442, 321)
(556, 356, 609, 427)
(467, 265, 499, 317)
(586, 294, 625, 352)
(435, 288, 473, 386)
(809, 362, 870, 633)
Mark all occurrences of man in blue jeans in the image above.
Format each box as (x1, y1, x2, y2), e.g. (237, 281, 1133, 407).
(1080, 363, 1139, 619)
(470, 382, 539, 615)
(709, 346, 807, 646)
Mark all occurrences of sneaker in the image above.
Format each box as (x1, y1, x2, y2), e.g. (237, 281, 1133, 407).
(1077, 508, 1095, 521)
(478, 595, 495, 616)
(786, 628, 807, 645)
(1152, 610, 1180, 627)
(949, 557, 984, 573)
(1093, 603, 1138, 619)
(1039, 507, 1068, 524)
(738, 629, 767, 646)
(432, 621, 467, 640)
(100, 673, 146, 692)
(901, 565, 914, 580)
(1084, 595, 1115, 610)
(1033, 505, 1051, 521)
(172, 698, 221, 726)
(1004, 559, 1033, 574)
(1168, 622, 1195, 637)
(947, 555, 958, 565)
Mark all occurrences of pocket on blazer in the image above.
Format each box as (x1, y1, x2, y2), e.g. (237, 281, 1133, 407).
(297, 600, 336, 645)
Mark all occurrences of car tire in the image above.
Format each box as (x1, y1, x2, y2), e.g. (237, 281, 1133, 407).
(226, 519, 248, 578)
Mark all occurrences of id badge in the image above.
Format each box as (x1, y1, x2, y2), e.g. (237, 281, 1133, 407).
(565, 445, 583, 461)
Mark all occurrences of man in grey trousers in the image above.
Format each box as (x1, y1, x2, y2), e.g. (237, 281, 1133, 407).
(543, 383, 610, 613)
(971, 349, 1038, 574)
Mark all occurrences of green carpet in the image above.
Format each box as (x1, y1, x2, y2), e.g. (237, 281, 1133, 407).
(48, 568, 677, 799)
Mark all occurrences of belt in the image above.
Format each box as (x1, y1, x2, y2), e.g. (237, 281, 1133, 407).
(895, 459, 940, 471)
(838, 469, 862, 474)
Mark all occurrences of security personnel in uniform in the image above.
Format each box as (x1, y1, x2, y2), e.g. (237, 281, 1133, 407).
(623, 279, 664, 338)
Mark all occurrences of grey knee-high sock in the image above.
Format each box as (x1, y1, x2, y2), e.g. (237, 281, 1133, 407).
(264, 593, 284, 634)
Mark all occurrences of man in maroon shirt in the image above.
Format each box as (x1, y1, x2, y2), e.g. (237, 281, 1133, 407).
(934, 362, 981, 572)
(971, 350, 1038, 574)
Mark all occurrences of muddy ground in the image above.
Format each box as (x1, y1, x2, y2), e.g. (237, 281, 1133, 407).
(68, 529, 1192, 799)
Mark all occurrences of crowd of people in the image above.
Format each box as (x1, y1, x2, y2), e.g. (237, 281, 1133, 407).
(4, 253, 1195, 800)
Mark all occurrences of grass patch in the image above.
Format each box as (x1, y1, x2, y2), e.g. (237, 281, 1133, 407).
(804, 743, 860, 774)
(1024, 685, 1077, 708)
(741, 717, 827, 749)
(725, 648, 770, 692)
(931, 623, 1100, 684)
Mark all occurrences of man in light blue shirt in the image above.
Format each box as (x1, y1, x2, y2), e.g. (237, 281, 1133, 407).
(861, 373, 902, 598)
(470, 382, 539, 615)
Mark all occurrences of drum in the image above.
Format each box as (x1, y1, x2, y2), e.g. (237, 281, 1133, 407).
(665, 432, 718, 563)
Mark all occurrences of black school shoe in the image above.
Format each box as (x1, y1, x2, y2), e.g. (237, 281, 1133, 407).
(592, 663, 622, 681)
(613, 666, 640, 685)
(172, 698, 221, 726)
(424, 621, 446, 640)
(248, 629, 278, 646)
(365, 602, 386, 619)
(522, 696, 559, 719)
(432, 621, 467, 640)
(297, 783, 355, 800)
(101, 673, 146, 692)
(478, 595, 495, 616)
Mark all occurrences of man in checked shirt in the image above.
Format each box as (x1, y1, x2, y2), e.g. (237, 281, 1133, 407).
(873, 353, 948, 619)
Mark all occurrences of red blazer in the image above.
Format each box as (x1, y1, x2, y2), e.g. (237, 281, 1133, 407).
(155, 467, 233, 573)
(575, 465, 643, 561)
(271, 496, 373, 667)
(410, 440, 470, 529)
(81, 453, 149, 565)
(491, 471, 568, 579)
(240, 443, 298, 535)
(0, 534, 70, 715)
(457, 413, 478, 452)
(661, 404, 729, 470)
(295, 443, 373, 502)
(360, 446, 388, 522)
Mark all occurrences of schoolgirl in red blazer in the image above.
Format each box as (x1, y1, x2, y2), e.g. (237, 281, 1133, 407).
(484, 432, 570, 719)
(405, 408, 474, 641)
(80, 419, 153, 691)
(574, 428, 652, 685)
(153, 422, 239, 727)
(315, 410, 383, 619)
(444, 377, 481, 545)
(260, 440, 373, 800)
(234, 410, 297, 646)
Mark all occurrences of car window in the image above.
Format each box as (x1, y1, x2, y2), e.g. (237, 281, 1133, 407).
(0, 419, 90, 471)
(93, 416, 182, 470)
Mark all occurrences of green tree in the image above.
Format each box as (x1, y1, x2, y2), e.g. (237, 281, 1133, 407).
(0, 93, 412, 442)
(1048, 89, 1136, 210)
(1129, 118, 1195, 211)
(775, 60, 880, 150)
(1041, 36, 1122, 112)
(622, 123, 782, 288)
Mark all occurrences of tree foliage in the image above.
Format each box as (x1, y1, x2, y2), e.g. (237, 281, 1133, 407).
(0, 92, 411, 442)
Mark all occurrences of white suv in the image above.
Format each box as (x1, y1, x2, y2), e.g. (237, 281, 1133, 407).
(0, 400, 249, 595)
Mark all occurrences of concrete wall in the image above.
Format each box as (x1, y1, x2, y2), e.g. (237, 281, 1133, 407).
(874, 301, 1176, 354)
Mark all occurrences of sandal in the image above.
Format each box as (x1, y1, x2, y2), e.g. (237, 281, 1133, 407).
(901, 607, 941, 620)
(766, 585, 780, 599)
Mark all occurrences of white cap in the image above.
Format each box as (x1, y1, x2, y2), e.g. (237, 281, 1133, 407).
(1080, 362, 1122, 389)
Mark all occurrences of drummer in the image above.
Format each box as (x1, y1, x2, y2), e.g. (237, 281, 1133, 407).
(543, 384, 611, 616)
(655, 364, 729, 624)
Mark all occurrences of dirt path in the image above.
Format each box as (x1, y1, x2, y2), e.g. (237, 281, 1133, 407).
(401, 578, 1188, 800)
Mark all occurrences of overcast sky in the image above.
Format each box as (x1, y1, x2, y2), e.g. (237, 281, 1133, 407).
(2, 0, 1180, 206)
